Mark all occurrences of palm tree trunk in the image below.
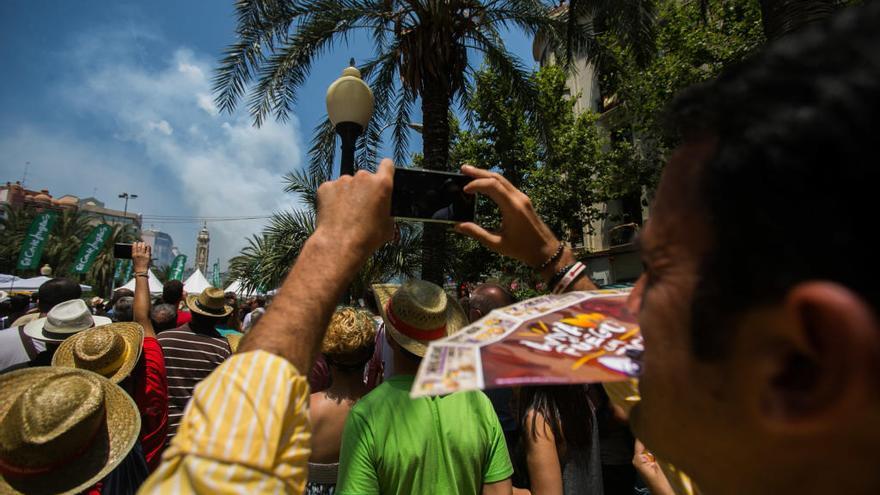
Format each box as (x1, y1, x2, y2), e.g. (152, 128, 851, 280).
(759, 0, 839, 41)
(420, 77, 452, 285)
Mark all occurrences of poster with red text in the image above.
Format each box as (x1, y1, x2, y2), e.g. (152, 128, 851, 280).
(411, 289, 642, 397)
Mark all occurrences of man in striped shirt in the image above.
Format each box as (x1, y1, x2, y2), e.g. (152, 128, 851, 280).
(157, 287, 232, 444)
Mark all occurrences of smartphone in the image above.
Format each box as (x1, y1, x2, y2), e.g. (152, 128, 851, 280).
(391, 168, 476, 224)
(114, 243, 133, 259)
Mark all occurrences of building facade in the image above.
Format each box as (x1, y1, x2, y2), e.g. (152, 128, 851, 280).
(532, 17, 647, 285)
(141, 229, 175, 268)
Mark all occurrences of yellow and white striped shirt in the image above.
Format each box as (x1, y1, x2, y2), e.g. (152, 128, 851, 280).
(139, 350, 311, 494)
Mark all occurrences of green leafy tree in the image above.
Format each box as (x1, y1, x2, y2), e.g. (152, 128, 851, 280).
(227, 167, 420, 304)
(0, 204, 36, 274)
(214, 0, 574, 284)
(43, 209, 94, 275)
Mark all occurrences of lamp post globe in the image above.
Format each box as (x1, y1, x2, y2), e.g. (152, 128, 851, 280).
(326, 59, 374, 176)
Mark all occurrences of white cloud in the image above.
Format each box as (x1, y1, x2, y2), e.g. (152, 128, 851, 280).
(2, 28, 305, 270)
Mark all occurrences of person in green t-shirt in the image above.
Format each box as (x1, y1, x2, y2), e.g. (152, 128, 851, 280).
(337, 280, 513, 495)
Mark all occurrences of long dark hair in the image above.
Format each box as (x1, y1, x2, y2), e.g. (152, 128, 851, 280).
(516, 384, 593, 451)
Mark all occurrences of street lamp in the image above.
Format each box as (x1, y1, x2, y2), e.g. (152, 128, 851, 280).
(326, 58, 374, 176)
(118, 192, 138, 219)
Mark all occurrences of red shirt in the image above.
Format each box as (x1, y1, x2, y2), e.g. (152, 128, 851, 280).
(133, 336, 168, 472)
(175, 309, 191, 327)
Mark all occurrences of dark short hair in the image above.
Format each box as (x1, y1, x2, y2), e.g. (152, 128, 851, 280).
(150, 303, 178, 332)
(668, 3, 880, 359)
(163, 280, 184, 305)
(113, 296, 134, 322)
(254, 297, 266, 308)
(110, 288, 134, 307)
(38, 278, 82, 313)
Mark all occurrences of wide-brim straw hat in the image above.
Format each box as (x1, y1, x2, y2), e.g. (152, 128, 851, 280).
(186, 287, 232, 318)
(52, 322, 144, 384)
(0, 367, 140, 495)
(374, 280, 468, 357)
(23, 299, 112, 343)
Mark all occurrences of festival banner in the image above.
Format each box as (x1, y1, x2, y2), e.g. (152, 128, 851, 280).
(113, 259, 126, 282)
(71, 224, 113, 274)
(411, 289, 643, 398)
(16, 212, 58, 270)
(123, 259, 134, 282)
(212, 261, 221, 288)
(169, 255, 187, 281)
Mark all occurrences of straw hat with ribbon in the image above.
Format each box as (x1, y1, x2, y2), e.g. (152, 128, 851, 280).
(186, 287, 233, 318)
(0, 367, 140, 495)
(52, 323, 144, 384)
(23, 299, 111, 343)
(373, 280, 468, 357)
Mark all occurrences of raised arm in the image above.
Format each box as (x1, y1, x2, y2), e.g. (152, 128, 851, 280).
(239, 160, 395, 373)
(132, 241, 156, 338)
(454, 165, 597, 293)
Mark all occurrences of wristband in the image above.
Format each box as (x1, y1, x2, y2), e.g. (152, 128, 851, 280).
(548, 263, 576, 291)
(134, 271, 148, 278)
(537, 242, 564, 271)
(553, 262, 587, 294)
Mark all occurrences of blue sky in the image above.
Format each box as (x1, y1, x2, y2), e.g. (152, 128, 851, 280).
(0, 0, 538, 270)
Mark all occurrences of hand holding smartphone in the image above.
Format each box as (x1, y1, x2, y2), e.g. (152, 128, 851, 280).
(391, 168, 476, 223)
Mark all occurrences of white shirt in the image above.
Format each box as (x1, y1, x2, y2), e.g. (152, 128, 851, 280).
(0, 325, 46, 372)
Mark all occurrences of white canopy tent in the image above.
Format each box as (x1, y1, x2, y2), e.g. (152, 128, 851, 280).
(223, 279, 262, 297)
(183, 268, 212, 294)
(0, 275, 92, 293)
(119, 269, 163, 295)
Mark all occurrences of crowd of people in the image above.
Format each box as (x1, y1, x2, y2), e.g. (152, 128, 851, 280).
(1, 2, 879, 494)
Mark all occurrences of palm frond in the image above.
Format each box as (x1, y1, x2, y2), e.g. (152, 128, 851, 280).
(309, 117, 338, 178)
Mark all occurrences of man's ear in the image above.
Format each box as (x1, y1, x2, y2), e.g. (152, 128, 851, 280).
(749, 282, 879, 433)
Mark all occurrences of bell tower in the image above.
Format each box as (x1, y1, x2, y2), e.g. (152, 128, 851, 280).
(196, 223, 210, 274)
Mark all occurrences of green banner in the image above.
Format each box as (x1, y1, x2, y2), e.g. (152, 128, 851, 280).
(113, 259, 125, 282)
(212, 261, 221, 288)
(17, 212, 58, 270)
(170, 254, 187, 281)
(123, 259, 134, 282)
(72, 224, 113, 274)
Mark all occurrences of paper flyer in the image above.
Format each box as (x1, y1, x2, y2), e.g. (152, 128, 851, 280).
(411, 289, 642, 397)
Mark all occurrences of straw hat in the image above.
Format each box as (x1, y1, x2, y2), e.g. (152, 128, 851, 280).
(23, 299, 111, 343)
(0, 367, 140, 495)
(52, 323, 144, 384)
(374, 280, 468, 357)
(186, 287, 232, 318)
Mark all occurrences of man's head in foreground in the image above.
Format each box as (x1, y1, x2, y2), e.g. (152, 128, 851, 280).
(37, 278, 82, 314)
(628, 4, 880, 494)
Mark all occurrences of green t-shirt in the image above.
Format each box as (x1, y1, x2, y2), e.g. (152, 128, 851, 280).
(337, 375, 513, 494)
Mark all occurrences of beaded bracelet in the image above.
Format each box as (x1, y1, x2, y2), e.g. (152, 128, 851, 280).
(553, 262, 587, 294)
(537, 242, 564, 271)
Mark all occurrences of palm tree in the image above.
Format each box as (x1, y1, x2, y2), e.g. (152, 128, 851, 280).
(82, 223, 139, 296)
(154, 264, 174, 283)
(214, 0, 573, 284)
(0, 204, 36, 274)
(757, 0, 843, 40)
(43, 208, 94, 275)
(227, 167, 420, 303)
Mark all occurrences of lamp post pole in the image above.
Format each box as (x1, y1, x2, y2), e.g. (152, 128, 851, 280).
(326, 58, 375, 177)
(118, 192, 138, 220)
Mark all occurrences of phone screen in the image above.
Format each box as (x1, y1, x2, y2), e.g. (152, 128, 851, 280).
(114, 243, 133, 259)
(391, 168, 476, 223)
